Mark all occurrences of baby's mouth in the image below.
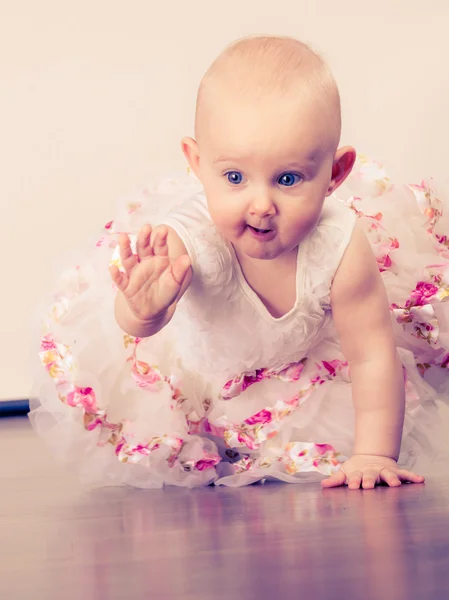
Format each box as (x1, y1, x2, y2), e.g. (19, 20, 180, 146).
(248, 225, 272, 234)
(246, 224, 276, 240)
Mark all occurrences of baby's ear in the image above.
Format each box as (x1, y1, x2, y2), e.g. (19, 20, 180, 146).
(327, 146, 356, 195)
(181, 137, 201, 177)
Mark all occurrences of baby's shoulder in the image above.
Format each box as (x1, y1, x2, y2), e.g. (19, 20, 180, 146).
(303, 197, 357, 304)
(307, 196, 356, 257)
(317, 196, 356, 235)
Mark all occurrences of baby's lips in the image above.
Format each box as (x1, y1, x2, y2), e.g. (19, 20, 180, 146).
(247, 224, 274, 232)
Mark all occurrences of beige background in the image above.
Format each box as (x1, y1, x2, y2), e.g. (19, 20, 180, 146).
(1, 1, 449, 400)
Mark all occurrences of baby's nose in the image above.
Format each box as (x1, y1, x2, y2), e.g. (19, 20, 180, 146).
(249, 195, 276, 216)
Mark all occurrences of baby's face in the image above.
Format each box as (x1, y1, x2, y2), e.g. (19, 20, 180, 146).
(192, 95, 338, 262)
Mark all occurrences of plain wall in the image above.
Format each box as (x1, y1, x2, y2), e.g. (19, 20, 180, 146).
(1, 0, 449, 399)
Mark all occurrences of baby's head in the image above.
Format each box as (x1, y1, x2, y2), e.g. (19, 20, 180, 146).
(182, 36, 355, 262)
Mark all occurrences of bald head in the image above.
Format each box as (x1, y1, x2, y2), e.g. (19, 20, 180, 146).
(195, 36, 341, 151)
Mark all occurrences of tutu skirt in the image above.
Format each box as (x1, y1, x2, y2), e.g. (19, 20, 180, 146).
(29, 158, 449, 487)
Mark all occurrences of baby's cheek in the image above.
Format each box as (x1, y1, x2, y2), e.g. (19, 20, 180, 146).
(285, 208, 321, 246)
(206, 209, 234, 241)
(209, 200, 240, 226)
(301, 200, 324, 229)
(291, 207, 319, 230)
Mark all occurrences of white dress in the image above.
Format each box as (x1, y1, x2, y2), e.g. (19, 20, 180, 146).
(29, 157, 449, 488)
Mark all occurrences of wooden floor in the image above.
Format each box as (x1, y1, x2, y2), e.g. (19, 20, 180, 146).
(1, 417, 449, 600)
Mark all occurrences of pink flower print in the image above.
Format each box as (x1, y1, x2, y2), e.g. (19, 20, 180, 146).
(348, 198, 364, 218)
(203, 419, 226, 439)
(275, 359, 307, 382)
(115, 440, 125, 456)
(66, 386, 98, 413)
(375, 238, 399, 272)
(284, 462, 298, 475)
(312, 444, 339, 468)
(222, 361, 309, 400)
(39, 336, 73, 381)
(131, 360, 165, 389)
(40, 355, 62, 378)
(133, 443, 153, 456)
(322, 360, 346, 378)
(85, 416, 104, 431)
(409, 182, 426, 194)
(393, 310, 413, 325)
(40, 334, 57, 352)
(377, 254, 392, 271)
(237, 430, 259, 450)
(407, 282, 439, 308)
(221, 369, 266, 400)
(104, 220, 113, 230)
(424, 207, 437, 220)
(436, 234, 449, 247)
(167, 438, 184, 467)
(195, 452, 221, 471)
(410, 181, 443, 232)
(115, 436, 163, 463)
(221, 376, 241, 399)
(123, 334, 137, 349)
(244, 409, 273, 426)
(195, 459, 217, 471)
(314, 443, 336, 456)
(233, 455, 257, 474)
(284, 394, 300, 409)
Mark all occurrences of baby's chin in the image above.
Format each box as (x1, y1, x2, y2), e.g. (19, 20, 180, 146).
(231, 238, 299, 262)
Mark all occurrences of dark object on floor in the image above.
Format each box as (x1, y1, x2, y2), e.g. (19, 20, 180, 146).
(0, 399, 29, 417)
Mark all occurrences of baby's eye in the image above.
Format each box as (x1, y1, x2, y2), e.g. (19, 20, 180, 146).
(226, 171, 244, 185)
(278, 172, 302, 187)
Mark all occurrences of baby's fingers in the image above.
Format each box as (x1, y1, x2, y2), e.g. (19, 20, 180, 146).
(109, 265, 129, 291)
(171, 254, 191, 286)
(379, 469, 402, 487)
(321, 470, 347, 488)
(136, 225, 153, 260)
(395, 469, 425, 484)
(118, 233, 138, 274)
(151, 255, 192, 311)
(152, 227, 169, 257)
(361, 470, 379, 490)
(379, 468, 425, 487)
(347, 470, 363, 490)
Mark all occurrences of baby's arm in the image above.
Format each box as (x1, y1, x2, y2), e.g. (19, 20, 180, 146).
(111, 225, 192, 338)
(331, 221, 404, 458)
(325, 221, 424, 489)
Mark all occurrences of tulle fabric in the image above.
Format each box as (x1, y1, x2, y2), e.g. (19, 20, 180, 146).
(29, 158, 449, 488)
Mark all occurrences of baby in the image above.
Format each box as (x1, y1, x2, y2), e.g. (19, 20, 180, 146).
(32, 36, 449, 489)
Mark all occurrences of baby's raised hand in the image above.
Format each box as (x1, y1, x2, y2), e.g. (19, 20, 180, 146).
(109, 225, 191, 324)
(321, 455, 425, 490)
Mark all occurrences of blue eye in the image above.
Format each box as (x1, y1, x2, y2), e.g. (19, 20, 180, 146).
(226, 171, 244, 185)
(278, 172, 302, 187)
